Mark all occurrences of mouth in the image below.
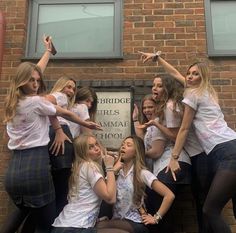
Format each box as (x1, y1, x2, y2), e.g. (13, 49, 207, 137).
(152, 93, 158, 100)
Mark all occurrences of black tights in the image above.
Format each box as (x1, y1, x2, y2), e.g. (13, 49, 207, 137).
(0, 201, 56, 233)
(203, 170, 236, 233)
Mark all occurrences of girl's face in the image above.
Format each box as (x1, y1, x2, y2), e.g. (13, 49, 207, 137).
(120, 138, 136, 162)
(152, 77, 164, 101)
(62, 80, 76, 98)
(81, 97, 94, 109)
(186, 65, 202, 88)
(21, 70, 41, 96)
(87, 136, 101, 162)
(142, 99, 156, 120)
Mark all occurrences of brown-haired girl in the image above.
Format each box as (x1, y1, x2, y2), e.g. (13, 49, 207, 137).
(97, 135, 174, 233)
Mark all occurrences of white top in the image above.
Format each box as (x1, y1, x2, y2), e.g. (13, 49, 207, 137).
(52, 161, 103, 228)
(182, 90, 236, 154)
(144, 120, 190, 176)
(7, 96, 56, 150)
(113, 166, 157, 223)
(69, 104, 90, 138)
(51, 92, 69, 126)
(164, 99, 203, 157)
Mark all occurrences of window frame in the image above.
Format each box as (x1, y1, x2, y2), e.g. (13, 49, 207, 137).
(26, 0, 123, 59)
(204, 0, 236, 57)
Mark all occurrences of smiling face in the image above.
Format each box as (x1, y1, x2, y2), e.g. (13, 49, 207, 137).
(21, 70, 41, 96)
(62, 80, 76, 98)
(152, 77, 164, 101)
(87, 136, 102, 162)
(142, 99, 156, 120)
(186, 65, 202, 88)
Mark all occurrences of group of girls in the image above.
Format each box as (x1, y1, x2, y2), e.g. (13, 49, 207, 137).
(0, 37, 102, 233)
(1, 36, 175, 233)
(2, 33, 236, 233)
(137, 50, 236, 233)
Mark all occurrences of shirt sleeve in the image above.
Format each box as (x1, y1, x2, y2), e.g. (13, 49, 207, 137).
(51, 92, 68, 108)
(182, 89, 198, 111)
(34, 96, 57, 116)
(86, 162, 104, 188)
(164, 100, 182, 128)
(141, 169, 157, 189)
(151, 126, 166, 142)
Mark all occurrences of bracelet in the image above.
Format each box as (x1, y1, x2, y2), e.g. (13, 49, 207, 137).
(152, 51, 162, 62)
(106, 168, 114, 172)
(54, 126, 62, 131)
(133, 119, 138, 122)
(171, 153, 179, 160)
(154, 212, 162, 224)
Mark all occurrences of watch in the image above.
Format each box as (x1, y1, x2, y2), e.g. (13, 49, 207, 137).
(154, 212, 162, 224)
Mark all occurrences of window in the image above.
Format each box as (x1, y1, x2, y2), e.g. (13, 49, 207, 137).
(205, 0, 236, 56)
(26, 0, 123, 59)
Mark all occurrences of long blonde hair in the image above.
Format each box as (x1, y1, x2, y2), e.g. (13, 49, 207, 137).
(50, 76, 77, 108)
(185, 62, 218, 102)
(68, 134, 103, 200)
(4, 62, 45, 123)
(121, 135, 147, 206)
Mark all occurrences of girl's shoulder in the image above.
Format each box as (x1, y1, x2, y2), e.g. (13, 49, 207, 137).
(166, 99, 180, 112)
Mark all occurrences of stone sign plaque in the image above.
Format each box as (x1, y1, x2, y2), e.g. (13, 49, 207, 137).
(95, 91, 132, 150)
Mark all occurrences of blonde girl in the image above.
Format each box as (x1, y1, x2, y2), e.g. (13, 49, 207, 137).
(51, 134, 116, 233)
(2, 60, 101, 233)
(97, 135, 174, 233)
(140, 51, 236, 233)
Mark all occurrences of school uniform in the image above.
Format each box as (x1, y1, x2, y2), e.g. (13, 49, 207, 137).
(5, 96, 56, 208)
(51, 162, 103, 233)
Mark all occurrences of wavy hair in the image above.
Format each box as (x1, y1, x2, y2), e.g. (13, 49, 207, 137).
(50, 76, 77, 108)
(185, 62, 218, 102)
(4, 62, 45, 123)
(68, 134, 103, 200)
(153, 75, 184, 122)
(121, 135, 147, 207)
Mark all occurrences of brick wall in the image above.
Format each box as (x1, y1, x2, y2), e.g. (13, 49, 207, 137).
(0, 0, 236, 232)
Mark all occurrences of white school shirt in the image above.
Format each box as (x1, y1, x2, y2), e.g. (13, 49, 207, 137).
(7, 96, 56, 150)
(69, 104, 90, 138)
(182, 90, 236, 154)
(144, 119, 190, 176)
(51, 92, 69, 126)
(164, 99, 203, 157)
(52, 161, 103, 228)
(112, 166, 157, 223)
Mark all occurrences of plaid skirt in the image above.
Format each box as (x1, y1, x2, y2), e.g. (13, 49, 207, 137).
(4, 146, 55, 208)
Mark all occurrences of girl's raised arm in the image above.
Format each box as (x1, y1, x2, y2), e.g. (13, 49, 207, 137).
(93, 154, 116, 204)
(37, 35, 53, 73)
(138, 51, 185, 86)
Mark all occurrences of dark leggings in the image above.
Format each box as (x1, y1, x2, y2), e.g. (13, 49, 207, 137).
(0, 201, 56, 233)
(52, 168, 71, 216)
(191, 153, 214, 233)
(203, 170, 236, 233)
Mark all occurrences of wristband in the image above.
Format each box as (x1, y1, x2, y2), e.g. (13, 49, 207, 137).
(54, 126, 62, 131)
(154, 212, 162, 224)
(152, 51, 162, 62)
(171, 153, 179, 160)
